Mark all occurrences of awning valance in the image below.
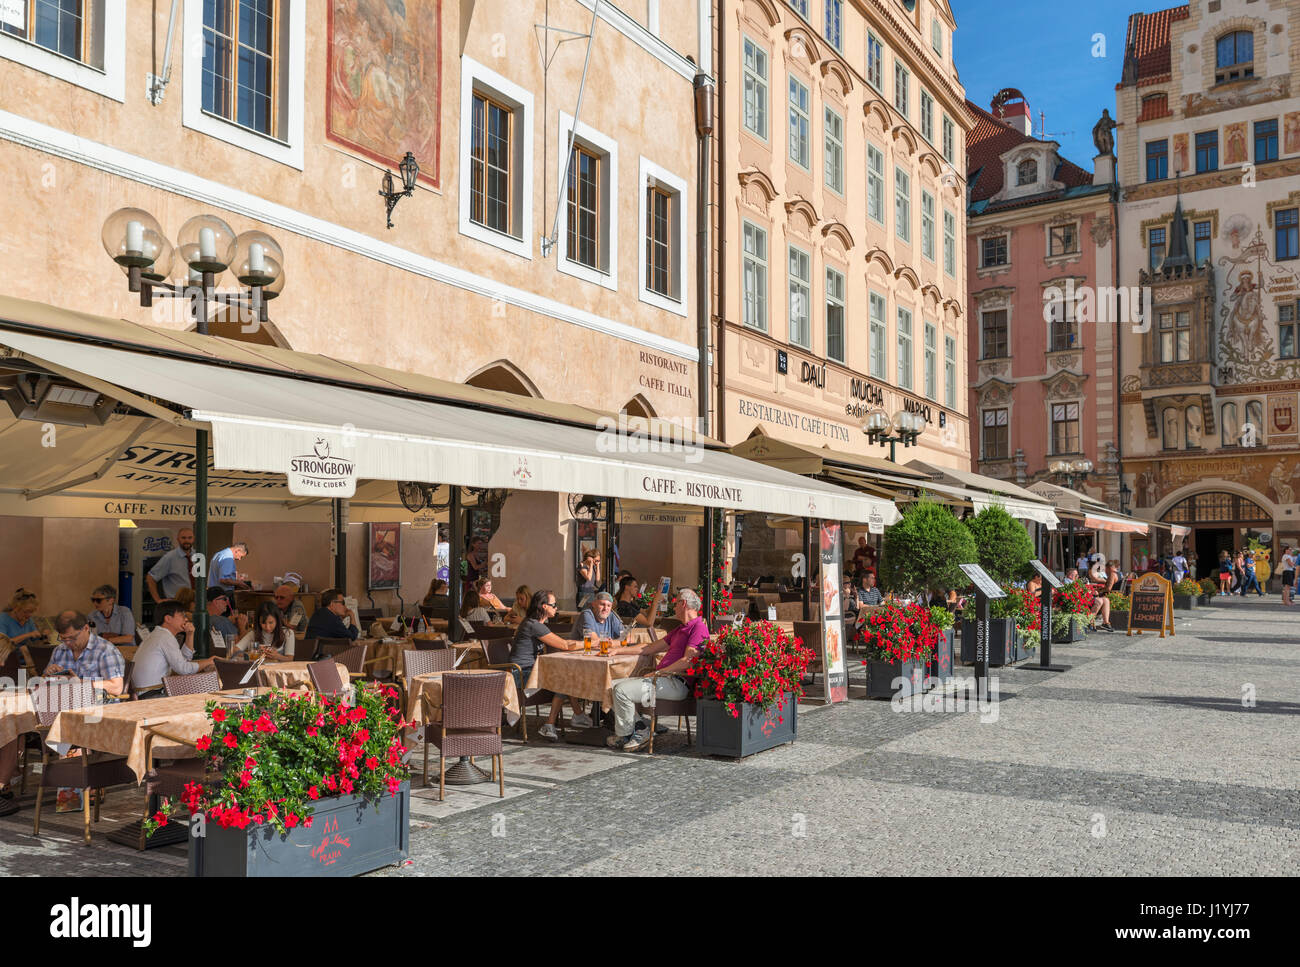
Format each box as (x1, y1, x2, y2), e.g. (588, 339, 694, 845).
(0, 327, 899, 525)
(1083, 512, 1149, 535)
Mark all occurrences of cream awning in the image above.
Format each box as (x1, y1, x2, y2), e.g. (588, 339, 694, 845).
(0, 326, 899, 525)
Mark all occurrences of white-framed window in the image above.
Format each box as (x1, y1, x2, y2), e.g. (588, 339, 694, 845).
(895, 166, 910, 243)
(894, 60, 909, 117)
(788, 74, 810, 169)
(869, 290, 887, 379)
(826, 266, 845, 362)
(924, 321, 937, 400)
(824, 0, 842, 52)
(788, 244, 812, 349)
(866, 32, 883, 91)
(647, 0, 659, 35)
(788, 0, 808, 16)
(896, 306, 913, 390)
(458, 56, 534, 259)
(0, 0, 123, 101)
(931, 18, 943, 56)
(742, 36, 768, 140)
(867, 143, 885, 225)
(942, 114, 955, 164)
(637, 156, 688, 314)
(557, 111, 618, 290)
(824, 106, 843, 194)
(181, 0, 304, 167)
(983, 408, 1009, 459)
(921, 190, 935, 261)
(920, 89, 934, 143)
(742, 220, 768, 333)
(943, 208, 956, 277)
(944, 334, 957, 408)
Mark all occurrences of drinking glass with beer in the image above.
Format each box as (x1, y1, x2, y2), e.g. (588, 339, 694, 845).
(599, 637, 611, 656)
(583, 631, 594, 654)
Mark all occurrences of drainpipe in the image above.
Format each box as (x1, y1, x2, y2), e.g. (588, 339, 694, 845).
(714, 3, 726, 442)
(695, 69, 715, 622)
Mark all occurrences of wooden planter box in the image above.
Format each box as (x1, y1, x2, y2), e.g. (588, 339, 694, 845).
(696, 695, 797, 758)
(1173, 594, 1198, 611)
(926, 628, 955, 685)
(188, 783, 410, 877)
(864, 659, 924, 699)
(959, 618, 1015, 666)
(1110, 611, 1129, 630)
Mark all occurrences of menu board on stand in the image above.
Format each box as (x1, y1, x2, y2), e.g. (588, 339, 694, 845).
(1023, 560, 1070, 672)
(959, 563, 1005, 702)
(1127, 572, 1174, 638)
(819, 521, 847, 704)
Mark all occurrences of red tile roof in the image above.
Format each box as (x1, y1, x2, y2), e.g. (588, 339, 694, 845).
(1122, 5, 1189, 86)
(965, 99, 1094, 205)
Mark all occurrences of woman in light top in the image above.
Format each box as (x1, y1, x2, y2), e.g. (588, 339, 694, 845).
(475, 578, 507, 612)
(459, 588, 493, 624)
(234, 602, 294, 662)
(503, 585, 531, 627)
(0, 588, 43, 646)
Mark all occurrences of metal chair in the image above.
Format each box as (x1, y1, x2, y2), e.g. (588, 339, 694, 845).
(428, 672, 507, 801)
(307, 658, 346, 697)
(163, 670, 220, 697)
(31, 679, 136, 845)
(212, 657, 255, 691)
(479, 638, 529, 740)
(636, 678, 698, 755)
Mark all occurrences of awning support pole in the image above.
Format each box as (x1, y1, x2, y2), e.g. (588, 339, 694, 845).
(701, 507, 714, 624)
(333, 499, 348, 588)
(449, 486, 463, 643)
(802, 517, 812, 621)
(192, 275, 213, 659)
(605, 497, 615, 593)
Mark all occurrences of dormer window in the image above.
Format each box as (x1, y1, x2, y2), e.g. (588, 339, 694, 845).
(1016, 159, 1037, 186)
(1215, 30, 1253, 84)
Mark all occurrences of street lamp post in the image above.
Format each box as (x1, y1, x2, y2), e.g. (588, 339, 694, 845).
(102, 208, 285, 657)
(1050, 458, 1094, 570)
(861, 409, 924, 463)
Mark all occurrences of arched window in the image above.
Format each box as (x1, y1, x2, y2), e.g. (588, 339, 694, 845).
(1185, 405, 1203, 449)
(1221, 402, 1239, 447)
(1245, 399, 1265, 445)
(1139, 93, 1168, 121)
(1215, 30, 1253, 83)
(464, 361, 542, 398)
(1161, 407, 1181, 450)
(1016, 159, 1037, 186)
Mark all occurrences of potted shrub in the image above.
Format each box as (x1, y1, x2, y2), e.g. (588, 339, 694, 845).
(926, 605, 955, 685)
(692, 620, 813, 758)
(959, 593, 1019, 666)
(1173, 578, 1201, 610)
(963, 505, 1035, 584)
(881, 498, 978, 600)
(1197, 577, 1217, 606)
(1108, 591, 1130, 629)
(859, 602, 937, 699)
(148, 683, 411, 877)
(1051, 580, 1094, 642)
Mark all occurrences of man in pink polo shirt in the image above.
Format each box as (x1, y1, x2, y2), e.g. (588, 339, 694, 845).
(606, 588, 709, 752)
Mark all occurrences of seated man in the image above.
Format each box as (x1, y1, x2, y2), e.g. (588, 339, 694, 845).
(87, 585, 135, 646)
(575, 592, 625, 641)
(858, 571, 884, 606)
(206, 588, 248, 646)
(606, 588, 708, 752)
(132, 600, 216, 697)
(1064, 568, 1080, 582)
(304, 588, 360, 642)
(46, 610, 126, 697)
(613, 575, 665, 627)
(272, 582, 308, 634)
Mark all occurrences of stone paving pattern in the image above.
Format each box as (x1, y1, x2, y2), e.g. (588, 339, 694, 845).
(0, 598, 1295, 875)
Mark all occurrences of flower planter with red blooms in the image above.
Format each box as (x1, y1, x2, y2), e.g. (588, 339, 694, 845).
(690, 620, 813, 758)
(145, 683, 412, 877)
(859, 603, 937, 699)
(1052, 580, 1096, 642)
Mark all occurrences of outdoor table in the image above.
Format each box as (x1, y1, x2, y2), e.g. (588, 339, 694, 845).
(526, 651, 654, 712)
(258, 661, 349, 691)
(404, 669, 520, 787)
(0, 688, 36, 750)
(117, 645, 137, 662)
(364, 638, 411, 676)
(451, 640, 487, 670)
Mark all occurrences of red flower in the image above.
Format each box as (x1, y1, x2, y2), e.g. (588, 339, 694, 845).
(223, 733, 238, 749)
(308, 786, 320, 800)
(284, 812, 300, 829)
(238, 718, 255, 734)
(210, 707, 227, 723)
(196, 735, 212, 752)
(152, 811, 167, 827)
(366, 756, 380, 771)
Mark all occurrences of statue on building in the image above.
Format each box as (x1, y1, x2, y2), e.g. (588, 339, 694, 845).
(1269, 459, 1295, 506)
(1092, 109, 1116, 156)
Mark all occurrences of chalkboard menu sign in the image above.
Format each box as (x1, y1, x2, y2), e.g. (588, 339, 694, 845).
(1029, 560, 1063, 589)
(1126, 573, 1174, 638)
(959, 563, 1005, 599)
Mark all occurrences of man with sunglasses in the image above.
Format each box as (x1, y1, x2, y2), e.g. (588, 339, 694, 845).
(87, 585, 135, 646)
(45, 611, 126, 698)
(272, 582, 307, 632)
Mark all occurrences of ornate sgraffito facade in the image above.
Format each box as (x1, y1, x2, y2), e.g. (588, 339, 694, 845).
(1116, 0, 1300, 575)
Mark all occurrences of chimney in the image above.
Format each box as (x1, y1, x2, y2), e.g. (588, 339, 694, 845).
(992, 89, 1033, 137)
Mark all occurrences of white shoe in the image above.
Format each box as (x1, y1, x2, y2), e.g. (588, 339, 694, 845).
(538, 723, 559, 741)
(570, 712, 594, 728)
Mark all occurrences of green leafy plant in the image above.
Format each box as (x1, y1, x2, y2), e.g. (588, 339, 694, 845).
(928, 605, 954, 630)
(1107, 591, 1129, 612)
(1174, 578, 1202, 596)
(1020, 628, 1041, 651)
(963, 505, 1035, 584)
(881, 498, 978, 596)
(1198, 577, 1218, 595)
(1051, 612, 1089, 637)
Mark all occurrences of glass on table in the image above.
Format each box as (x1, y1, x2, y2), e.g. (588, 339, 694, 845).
(599, 637, 611, 656)
(583, 631, 595, 654)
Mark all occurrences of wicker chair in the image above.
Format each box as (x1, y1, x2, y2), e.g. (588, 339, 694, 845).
(163, 670, 220, 697)
(31, 679, 136, 845)
(478, 638, 529, 740)
(635, 677, 698, 755)
(469, 622, 514, 640)
(428, 672, 507, 801)
(413, 635, 451, 650)
(212, 657, 254, 690)
(403, 648, 457, 678)
(307, 658, 346, 697)
(324, 643, 368, 676)
(793, 621, 824, 687)
(293, 636, 319, 661)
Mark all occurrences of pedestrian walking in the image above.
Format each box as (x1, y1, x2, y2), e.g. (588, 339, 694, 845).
(1217, 550, 1232, 595)
(1280, 546, 1295, 606)
(1241, 551, 1263, 597)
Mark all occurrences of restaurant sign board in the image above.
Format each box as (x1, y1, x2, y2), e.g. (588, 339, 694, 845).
(1126, 572, 1174, 638)
(819, 521, 847, 704)
(287, 436, 357, 498)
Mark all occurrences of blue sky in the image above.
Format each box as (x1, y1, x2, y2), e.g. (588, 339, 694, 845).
(952, 0, 1181, 166)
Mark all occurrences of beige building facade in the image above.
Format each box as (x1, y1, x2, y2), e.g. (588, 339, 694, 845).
(710, 0, 971, 469)
(0, 1, 711, 608)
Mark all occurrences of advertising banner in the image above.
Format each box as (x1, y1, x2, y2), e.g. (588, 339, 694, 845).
(819, 521, 847, 703)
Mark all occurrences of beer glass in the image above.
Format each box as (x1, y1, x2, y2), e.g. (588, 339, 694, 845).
(583, 632, 594, 654)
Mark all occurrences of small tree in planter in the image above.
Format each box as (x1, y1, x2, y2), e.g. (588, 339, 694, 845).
(1197, 577, 1217, 605)
(963, 505, 1035, 584)
(148, 683, 412, 877)
(926, 605, 955, 684)
(1052, 580, 1095, 640)
(859, 602, 938, 698)
(1173, 578, 1202, 609)
(881, 498, 978, 596)
(691, 620, 814, 758)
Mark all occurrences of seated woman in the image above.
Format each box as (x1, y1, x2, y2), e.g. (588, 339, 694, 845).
(459, 589, 493, 625)
(1026, 573, 1043, 597)
(1104, 562, 1122, 593)
(422, 579, 449, 606)
(234, 601, 294, 662)
(503, 584, 531, 627)
(613, 575, 664, 628)
(1089, 592, 1114, 633)
(509, 589, 590, 741)
(474, 579, 507, 613)
(0, 588, 43, 649)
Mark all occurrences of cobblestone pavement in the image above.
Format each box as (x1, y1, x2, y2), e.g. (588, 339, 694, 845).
(1, 598, 1295, 876)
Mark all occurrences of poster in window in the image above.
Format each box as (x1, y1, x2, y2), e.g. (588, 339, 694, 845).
(819, 521, 847, 704)
(368, 522, 401, 590)
(327, 0, 442, 188)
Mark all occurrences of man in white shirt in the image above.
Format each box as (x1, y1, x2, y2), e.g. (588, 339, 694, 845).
(1171, 549, 1188, 585)
(132, 600, 215, 698)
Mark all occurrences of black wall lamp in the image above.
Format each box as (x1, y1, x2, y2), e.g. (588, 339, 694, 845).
(379, 152, 420, 229)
